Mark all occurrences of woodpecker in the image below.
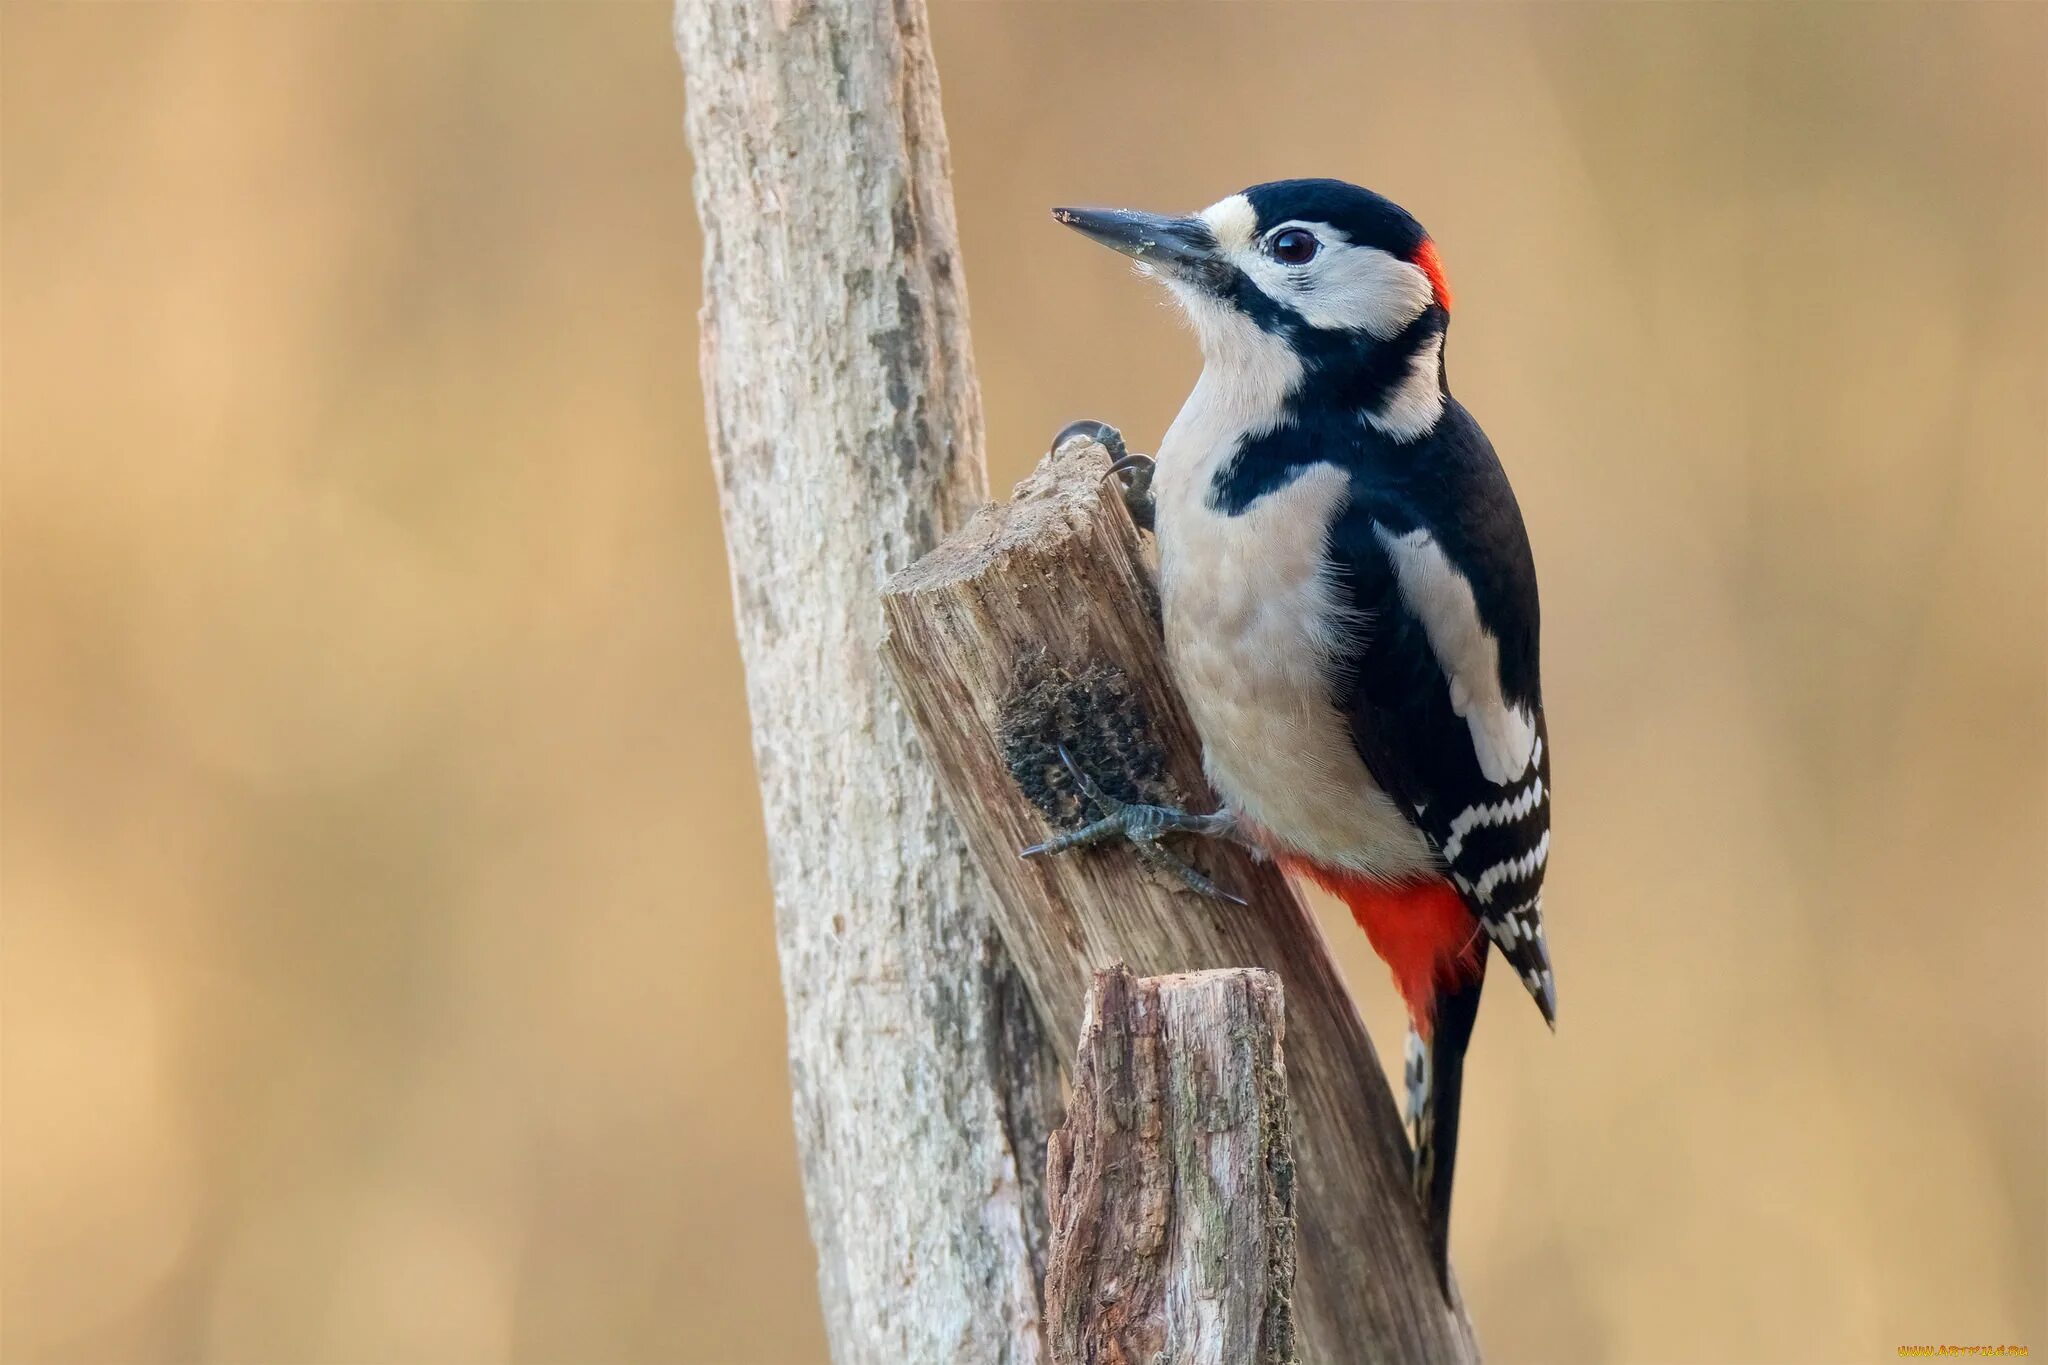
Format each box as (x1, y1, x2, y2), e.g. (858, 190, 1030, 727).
(1028, 180, 1554, 1289)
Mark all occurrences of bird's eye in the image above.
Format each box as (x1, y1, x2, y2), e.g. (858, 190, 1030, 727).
(1270, 229, 1319, 265)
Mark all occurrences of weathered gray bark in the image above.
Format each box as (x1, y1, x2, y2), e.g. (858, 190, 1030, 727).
(882, 441, 1482, 1363)
(676, 4, 1060, 1361)
(1046, 967, 1298, 1365)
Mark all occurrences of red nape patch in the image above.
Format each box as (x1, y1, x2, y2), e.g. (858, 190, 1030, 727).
(1412, 237, 1453, 312)
(1281, 858, 1480, 1038)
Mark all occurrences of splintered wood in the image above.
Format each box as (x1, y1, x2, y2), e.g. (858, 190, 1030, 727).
(1046, 967, 1297, 1365)
(882, 440, 1481, 1363)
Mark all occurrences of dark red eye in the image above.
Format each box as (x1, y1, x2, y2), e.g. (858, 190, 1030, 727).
(1270, 228, 1319, 265)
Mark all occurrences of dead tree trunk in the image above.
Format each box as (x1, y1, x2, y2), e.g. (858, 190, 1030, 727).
(883, 440, 1482, 1363)
(1046, 967, 1298, 1365)
(675, 5, 1061, 1361)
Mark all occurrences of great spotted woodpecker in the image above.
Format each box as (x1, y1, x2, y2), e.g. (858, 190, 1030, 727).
(1028, 179, 1555, 1288)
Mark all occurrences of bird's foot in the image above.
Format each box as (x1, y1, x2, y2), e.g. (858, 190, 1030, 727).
(1020, 746, 1245, 904)
(1050, 419, 1155, 532)
(1105, 452, 1156, 533)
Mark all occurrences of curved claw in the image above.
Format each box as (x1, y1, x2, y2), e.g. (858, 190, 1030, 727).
(1135, 841, 1249, 905)
(1050, 419, 1128, 462)
(1194, 875, 1251, 908)
(1100, 450, 1156, 534)
(1056, 744, 1120, 814)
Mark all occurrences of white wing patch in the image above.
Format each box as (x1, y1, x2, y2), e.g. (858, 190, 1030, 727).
(1372, 524, 1537, 785)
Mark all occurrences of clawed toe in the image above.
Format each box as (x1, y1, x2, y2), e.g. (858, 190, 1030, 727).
(1049, 419, 1128, 463)
(1018, 746, 1245, 903)
(1135, 841, 1248, 905)
(1049, 420, 1155, 531)
(1054, 745, 1117, 812)
(1103, 453, 1156, 532)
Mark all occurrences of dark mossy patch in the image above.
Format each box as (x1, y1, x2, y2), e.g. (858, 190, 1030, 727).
(998, 649, 1176, 829)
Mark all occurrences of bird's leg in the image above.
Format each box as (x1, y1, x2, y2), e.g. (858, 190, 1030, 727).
(1050, 419, 1156, 532)
(1021, 746, 1248, 904)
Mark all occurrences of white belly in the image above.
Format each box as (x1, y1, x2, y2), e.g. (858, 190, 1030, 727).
(1155, 430, 1439, 881)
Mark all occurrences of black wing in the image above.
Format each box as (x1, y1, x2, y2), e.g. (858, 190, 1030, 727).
(1329, 401, 1556, 1022)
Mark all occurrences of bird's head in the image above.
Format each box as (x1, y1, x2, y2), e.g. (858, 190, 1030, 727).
(1054, 179, 1453, 438)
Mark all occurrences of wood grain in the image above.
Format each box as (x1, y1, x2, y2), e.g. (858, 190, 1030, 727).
(1046, 966, 1297, 1365)
(676, 4, 1061, 1360)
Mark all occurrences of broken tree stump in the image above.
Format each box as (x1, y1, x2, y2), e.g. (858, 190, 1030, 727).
(881, 438, 1481, 1363)
(1045, 966, 1298, 1365)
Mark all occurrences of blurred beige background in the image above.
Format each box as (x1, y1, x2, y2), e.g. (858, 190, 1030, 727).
(3, 3, 2043, 1362)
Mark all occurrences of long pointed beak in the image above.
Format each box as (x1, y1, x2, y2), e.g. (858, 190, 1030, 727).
(1052, 206, 1221, 281)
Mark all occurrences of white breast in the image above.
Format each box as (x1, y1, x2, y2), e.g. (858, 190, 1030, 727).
(1154, 371, 1440, 882)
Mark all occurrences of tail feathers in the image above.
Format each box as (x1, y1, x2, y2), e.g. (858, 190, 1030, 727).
(1408, 966, 1485, 1295)
(1275, 858, 1490, 1292)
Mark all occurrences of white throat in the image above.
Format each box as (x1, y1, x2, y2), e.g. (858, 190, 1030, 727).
(1163, 282, 1305, 454)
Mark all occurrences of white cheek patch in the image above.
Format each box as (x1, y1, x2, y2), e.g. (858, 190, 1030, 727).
(1372, 524, 1537, 784)
(1204, 211, 1435, 342)
(1169, 204, 1438, 435)
(1284, 243, 1434, 340)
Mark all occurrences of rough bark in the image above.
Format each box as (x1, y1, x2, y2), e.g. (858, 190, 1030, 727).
(675, 4, 1059, 1361)
(882, 440, 1482, 1363)
(1045, 967, 1298, 1365)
